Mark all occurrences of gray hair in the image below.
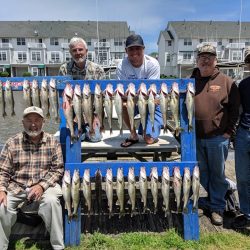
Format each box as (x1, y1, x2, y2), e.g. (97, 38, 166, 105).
(69, 37, 88, 50)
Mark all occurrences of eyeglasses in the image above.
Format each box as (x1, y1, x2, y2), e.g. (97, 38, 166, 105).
(198, 55, 216, 61)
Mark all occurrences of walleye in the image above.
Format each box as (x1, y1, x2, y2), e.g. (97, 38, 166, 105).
(148, 84, 157, 132)
(94, 83, 104, 131)
(40, 79, 50, 118)
(62, 170, 72, 221)
(170, 82, 180, 136)
(185, 82, 195, 132)
(137, 83, 148, 136)
(162, 166, 170, 217)
(73, 84, 82, 137)
(183, 167, 191, 213)
(5, 80, 15, 116)
(139, 166, 148, 213)
(150, 167, 158, 214)
(105, 168, 113, 218)
(95, 169, 102, 214)
(82, 169, 92, 216)
(49, 79, 60, 123)
(114, 83, 124, 135)
(0, 81, 7, 118)
(22, 80, 32, 108)
(31, 79, 41, 108)
(71, 169, 80, 218)
(103, 83, 113, 134)
(82, 83, 93, 134)
(173, 166, 182, 212)
(126, 83, 136, 131)
(62, 83, 77, 143)
(116, 167, 125, 217)
(192, 166, 200, 212)
(128, 167, 136, 217)
(159, 82, 169, 133)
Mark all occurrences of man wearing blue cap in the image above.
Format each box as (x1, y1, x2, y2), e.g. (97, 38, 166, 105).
(116, 34, 163, 147)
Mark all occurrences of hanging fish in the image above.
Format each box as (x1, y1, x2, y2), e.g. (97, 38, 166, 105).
(82, 169, 92, 216)
(170, 82, 180, 136)
(40, 79, 50, 118)
(49, 78, 60, 123)
(23, 80, 32, 108)
(116, 167, 125, 218)
(62, 170, 72, 222)
(103, 83, 113, 135)
(162, 166, 170, 217)
(159, 82, 169, 133)
(105, 168, 113, 218)
(126, 83, 136, 132)
(114, 83, 124, 135)
(185, 82, 195, 132)
(5, 80, 15, 116)
(150, 167, 158, 214)
(183, 167, 191, 213)
(192, 166, 200, 212)
(139, 166, 148, 213)
(0, 81, 7, 118)
(71, 169, 80, 218)
(31, 79, 41, 108)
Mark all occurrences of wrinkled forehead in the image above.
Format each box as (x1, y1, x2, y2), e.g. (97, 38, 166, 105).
(70, 41, 86, 50)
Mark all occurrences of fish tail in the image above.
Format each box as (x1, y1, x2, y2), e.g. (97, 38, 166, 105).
(2, 111, 7, 118)
(120, 128, 123, 136)
(152, 125, 155, 133)
(11, 111, 16, 116)
(110, 127, 113, 135)
(183, 207, 188, 214)
(55, 116, 61, 123)
(188, 124, 193, 132)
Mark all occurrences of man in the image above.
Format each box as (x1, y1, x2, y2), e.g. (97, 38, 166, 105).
(0, 106, 64, 250)
(233, 47, 250, 229)
(116, 34, 163, 147)
(191, 44, 240, 225)
(59, 36, 105, 80)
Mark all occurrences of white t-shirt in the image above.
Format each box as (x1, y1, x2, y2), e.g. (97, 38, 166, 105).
(116, 55, 160, 80)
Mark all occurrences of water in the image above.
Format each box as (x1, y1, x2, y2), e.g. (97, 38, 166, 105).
(0, 92, 59, 146)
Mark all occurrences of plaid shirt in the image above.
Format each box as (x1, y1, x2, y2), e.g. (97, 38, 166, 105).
(0, 132, 64, 194)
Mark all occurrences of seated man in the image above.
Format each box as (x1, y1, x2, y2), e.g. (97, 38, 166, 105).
(0, 106, 65, 250)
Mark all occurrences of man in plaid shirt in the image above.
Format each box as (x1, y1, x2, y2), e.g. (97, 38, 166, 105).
(0, 106, 65, 250)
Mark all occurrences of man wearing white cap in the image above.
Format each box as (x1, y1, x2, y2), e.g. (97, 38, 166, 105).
(0, 106, 65, 250)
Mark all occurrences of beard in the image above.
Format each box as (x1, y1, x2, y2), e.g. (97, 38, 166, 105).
(24, 125, 44, 138)
(73, 56, 86, 64)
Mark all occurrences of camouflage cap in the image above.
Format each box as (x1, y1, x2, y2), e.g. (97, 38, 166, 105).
(197, 44, 217, 56)
(23, 106, 44, 118)
(244, 46, 250, 63)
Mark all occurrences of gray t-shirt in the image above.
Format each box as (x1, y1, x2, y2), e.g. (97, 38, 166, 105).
(116, 55, 160, 80)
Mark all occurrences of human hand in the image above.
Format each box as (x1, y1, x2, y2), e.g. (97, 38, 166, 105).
(0, 191, 7, 207)
(27, 184, 44, 201)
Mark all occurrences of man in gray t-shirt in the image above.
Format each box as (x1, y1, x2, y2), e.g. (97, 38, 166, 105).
(116, 34, 163, 147)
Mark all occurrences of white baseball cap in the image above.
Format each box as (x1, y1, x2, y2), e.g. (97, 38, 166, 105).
(23, 106, 44, 118)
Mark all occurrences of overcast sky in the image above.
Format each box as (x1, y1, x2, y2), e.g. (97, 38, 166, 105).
(1, 0, 249, 53)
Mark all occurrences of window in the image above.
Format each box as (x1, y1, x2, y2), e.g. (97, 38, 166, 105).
(165, 53, 170, 64)
(114, 38, 123, 46)
(65, 52, 71, 62)
(199, 39, 203, 43)
(31, 51, 41, 61)
(32, 67, 38, 76)
(218, 39, 222, 46)
(2, 38, 9, 43)
(113, 52, 123, 59)
(0, 51, 7, 61)
(17, 38, 26, 45)
(229, 39, 233, 43)
(183, 52, 192, 60)
(50, 38, 59, 46)
(87, 40, 92, 46)
(184, 38, 192, 46)
(17, 52, 27, 61)
(87, 51, 94, 61)
(168, 41, 172, 46)
(51, 52, 60, 61)
(232, 51, 242, 61)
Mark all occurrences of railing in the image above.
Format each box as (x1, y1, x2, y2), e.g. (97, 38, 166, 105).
(94, 42, 110, 48)
(226, 43, 245, 49)
(0, 43, 13, 49)
(27, 43, 46, 49)
(61, 43, 69, 49)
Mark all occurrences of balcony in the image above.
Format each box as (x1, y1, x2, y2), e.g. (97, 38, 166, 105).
(27, 43, 46, 49)
(177, 56, 195, 65)
(0, 43, 13, 49)
(94, 42, 110, 48)
(48, 59, 62, 64)
(61, 43, 69, 49)
(226, 43, 245, 49)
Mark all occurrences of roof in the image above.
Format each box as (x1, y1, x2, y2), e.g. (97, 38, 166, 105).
(0, 21, 130, 39)
(167, 21, 250, 39)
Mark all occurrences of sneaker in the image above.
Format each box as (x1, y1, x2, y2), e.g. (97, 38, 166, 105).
(232, 214, 250, 229)
(211, 212, 223, 226)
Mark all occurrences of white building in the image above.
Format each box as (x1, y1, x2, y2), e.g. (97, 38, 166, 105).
(0, 21, 132, 77)
(158, 21, 250, 78)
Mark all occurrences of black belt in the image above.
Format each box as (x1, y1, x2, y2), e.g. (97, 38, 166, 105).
(240, 124, 250, 131)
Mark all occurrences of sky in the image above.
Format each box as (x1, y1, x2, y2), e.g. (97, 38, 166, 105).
(1, 0, 250, 54)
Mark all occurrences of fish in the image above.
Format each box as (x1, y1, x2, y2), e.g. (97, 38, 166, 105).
(4, 80, 15, 116)
(126, 83, 136, 131)
(82, 169, 92, 216)
(116, 167, 125, 217)
(95, 169, 102, 214)
(148, 84, 157, 133)
(103, 83, 113, 134)
(173, 166, 182, 212)
(22, 80, 32, 108)
(139, 166, 148, 213)
(114, 83, 124, 135)
(49, 78, 60, 123)
(82, 83, 93, 134)
(159, 82, 169, 133)
(183, 167, 191, 213)
(192, 166, 200, 212)
(71, 169, 80, 218)
(137, 83, 148, 136)
(94, 83, 104, 131)
(40, 79, 50, 118)
(0, 81, 7, 118)
(62, 83, 77, 143)
(170, 82, 180, 136)
(185, 82, 195, 132)
(73, 84, 82, 137)
(128, 167, 136, 217)
(105, 168, 113, 218)
(31, 79, 41, 108)
(150, 167, 158, 214)
(62, 170, 72, 221)
(161, 166, 170, 217)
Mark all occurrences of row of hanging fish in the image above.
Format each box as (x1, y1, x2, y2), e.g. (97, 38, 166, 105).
(0, 79, 60, 122)
(62, 166, 200, 221)
(62, 81, 195, 143)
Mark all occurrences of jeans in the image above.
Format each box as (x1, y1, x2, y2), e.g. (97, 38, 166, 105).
(235, 126, 250, 218)
(196, 135, 229, 212)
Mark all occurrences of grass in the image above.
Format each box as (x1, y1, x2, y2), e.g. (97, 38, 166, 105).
(11, 229, 250, 250)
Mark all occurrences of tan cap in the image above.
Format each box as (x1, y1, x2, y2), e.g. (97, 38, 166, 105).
(23, 106, 44, 118)
(197, 44, 217, 56)
(244, 47, 250, 63)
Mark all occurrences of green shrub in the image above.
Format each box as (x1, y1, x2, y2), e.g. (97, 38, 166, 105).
(22, 72, 32, 77)
(0, 71, 9, 77)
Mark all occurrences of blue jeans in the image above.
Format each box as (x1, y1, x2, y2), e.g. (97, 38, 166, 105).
(197, 135, 229, 212)
(235, 126, 250, 218)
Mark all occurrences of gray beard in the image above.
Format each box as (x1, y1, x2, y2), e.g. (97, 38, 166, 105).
(73, 56, 86, 64)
